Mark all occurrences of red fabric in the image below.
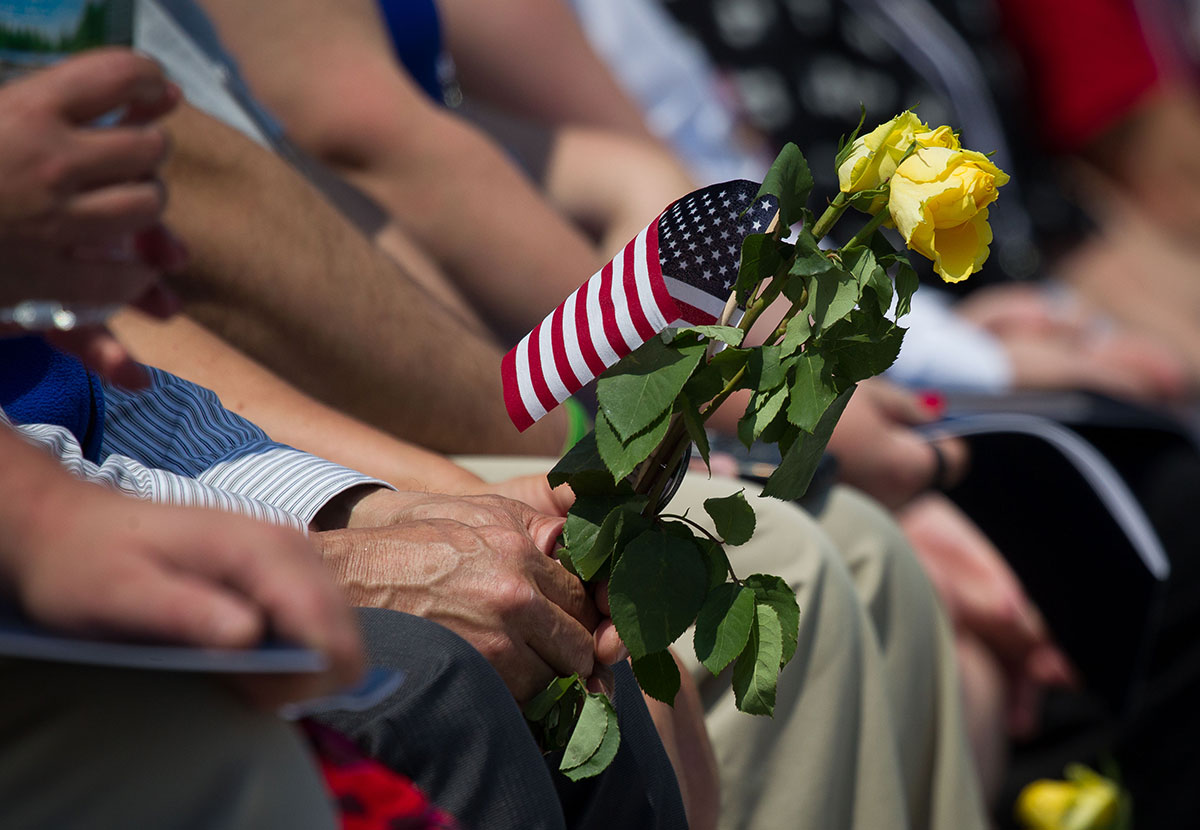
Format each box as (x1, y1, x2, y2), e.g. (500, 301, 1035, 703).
(301, 720, 458, 830)
(996, 0, 1162, 151)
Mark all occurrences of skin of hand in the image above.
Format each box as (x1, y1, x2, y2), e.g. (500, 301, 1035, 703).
(0, 435, 364, 706)
(314, 486, 627, 704)
(824, 378, 969, 510)
(955, 283, 1192, 403)
(0, 48, 189, 387)
(476, 472, 576, 519)
(896, 492, 1075, 737)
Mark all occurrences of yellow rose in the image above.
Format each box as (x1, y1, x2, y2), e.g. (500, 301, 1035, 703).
(837, 111, 960, 195)
(887, 145, 1009, 283)
(1016, 780, 1078, 830)
(1015, 766, 1121, 830)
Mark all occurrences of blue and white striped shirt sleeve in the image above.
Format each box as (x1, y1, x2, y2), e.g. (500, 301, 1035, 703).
(98, 367, 388, 526)
(0, 408, 310, 531)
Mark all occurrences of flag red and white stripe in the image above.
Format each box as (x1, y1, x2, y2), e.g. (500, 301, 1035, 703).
(501, 179, 775, 431)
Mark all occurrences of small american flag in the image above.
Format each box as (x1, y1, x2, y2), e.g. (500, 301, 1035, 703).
(502, 180, 778, 431)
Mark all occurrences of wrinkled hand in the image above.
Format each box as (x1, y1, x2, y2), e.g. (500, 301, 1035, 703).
(825, 378, 968, 509)
(897, 493, 1075, 736)
(5, 479, 363, 706)
(480, 472, 575, 518)
(0, 49, 189, 386)
(319, 488, 625, 703)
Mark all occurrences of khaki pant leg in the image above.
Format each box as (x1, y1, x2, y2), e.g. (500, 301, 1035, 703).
(668, 475, 914, 830)
(0, 661, 337, 830)
(816, 487, 986, 830)
(453, 458, 986, 830)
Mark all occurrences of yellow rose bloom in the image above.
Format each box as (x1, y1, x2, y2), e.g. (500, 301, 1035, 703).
(837, 111, 960, 195)
(1015, 766, 1121, 830)
(887, 145, 1010, 283)
(1016, 780, 1078, 830)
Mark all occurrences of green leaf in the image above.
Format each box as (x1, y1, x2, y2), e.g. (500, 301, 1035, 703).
(756, 142, 813, 229)
(548, 432, 625, 497)
(694, 583, 756, 675)
(737, 384, 787, 449)
(663, 522, 731, 591)
(525, 673, 580, 722)
(632, 650, 682, 704)
(846, 186, 889, 214)
(778, 311, 812, 358)
(805, 266, 862, 332)
(595, 407, 672, 483)
(895, 260, 919, 318)
(732, 603, 784, 716)
(563, 497, 628, 557)
(843, 245, 892, 316)
(823, 317, 906, 385)
(698, 536, 732, 591)
(762, 385, 855, 500)
(596, 336, 706, 441)
(564, 497, 651, 581)
(790, 250, 840, 277)
(747, 345, 785, 391)
(744, 574, 801, 666)
(866, 229, 903, 265)
(842, 245, 875, 287)
(561, 692, 609, 770)
(561, 693, 621, 781)
(667, 325, 745, 347)
(678, 392, 711, 470)
(703, 491, 756, 546)
(609, 530, 709, 660)
(684, 347, 751, 404)
(792, 224, 820, 257)
(550, 692, 582, 752)
(736, 233, 783, 305)
(786, 351, 837, 432)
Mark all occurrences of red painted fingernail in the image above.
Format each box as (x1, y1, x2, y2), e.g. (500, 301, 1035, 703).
(919, 391, 946, 416)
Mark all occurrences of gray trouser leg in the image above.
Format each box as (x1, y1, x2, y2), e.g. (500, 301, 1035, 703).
(0, 660, 336, 830)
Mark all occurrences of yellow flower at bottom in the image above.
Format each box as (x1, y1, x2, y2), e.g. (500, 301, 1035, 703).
(1015, 766, 1121, 830)
(887, 145, 1009, 283)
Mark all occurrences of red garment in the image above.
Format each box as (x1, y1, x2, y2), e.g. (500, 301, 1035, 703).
(996, 0, 1162, 151)
(301, 720, 458, 830)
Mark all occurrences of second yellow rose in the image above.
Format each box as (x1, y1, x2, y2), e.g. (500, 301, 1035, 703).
(887, 146, 1010, 283)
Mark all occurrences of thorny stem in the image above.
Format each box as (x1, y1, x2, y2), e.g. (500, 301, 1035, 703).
(809, 191, 849, 242)
(844, 207, 890, 250)
(634, 416, 689, 517)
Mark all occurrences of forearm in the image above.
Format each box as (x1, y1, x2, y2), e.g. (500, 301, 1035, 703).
(542, 124, 696, 256)
(111, 310, 487, 494)
(160, 103, 566, 455)
(197, 0, 603, 344)
(338, 106, 604, 342)
(438, 0, 656, 140)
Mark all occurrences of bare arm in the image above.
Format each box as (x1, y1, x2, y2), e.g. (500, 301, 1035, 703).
(160, 103, 565, 456)
(111, 310, 485, 492)
(197, 0, 604, 343)
(438, 0, 653, 139)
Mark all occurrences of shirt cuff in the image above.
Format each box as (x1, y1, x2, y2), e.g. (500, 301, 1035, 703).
(195, 443, 393, 527)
